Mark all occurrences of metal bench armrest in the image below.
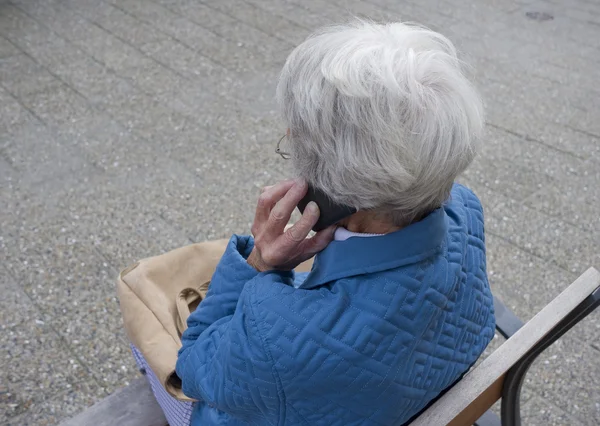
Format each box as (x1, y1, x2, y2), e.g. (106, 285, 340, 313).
(500, 286, 600, 426)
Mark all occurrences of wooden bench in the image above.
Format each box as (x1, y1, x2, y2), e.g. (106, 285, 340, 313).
(60, 267, 600, 426)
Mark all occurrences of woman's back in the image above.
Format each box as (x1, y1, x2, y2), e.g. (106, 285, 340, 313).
(177, 20, 492, 426)
(178, 184, 495, 425)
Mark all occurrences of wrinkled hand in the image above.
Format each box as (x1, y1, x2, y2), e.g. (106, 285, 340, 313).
(247, 179, 336, 272)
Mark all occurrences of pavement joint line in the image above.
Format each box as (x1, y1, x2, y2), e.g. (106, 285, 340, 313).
(107, 0, 259, 73)
(506, 29, 600, 60)
(0, 80, 105, 178)
(0, 80, 47, 127)
(358, 0, 424, 20)
(280, 0, 338, 21)
(363, 0, 455, 21)
(473, 54, 590, 91)
(4, 2, 124, 89)
(1, 47, 212, 193)
(485, 229, 581, 278)
(1, 262, 107, 393)
(486, 121, 588, 160)
(455, 12, 600, 68)
(519, 194, 600, 235)
(3, 206, 132, 391)
(466, 46, 600, 91)
(564, 124, 600, 140)
(70, 7, 230, 97)
(139, 0, 291, 59)
(239, 0, 314, 32)
(157, 211, 198, 244)
(0, 63, 106, 176)
(0, 6, 219, 183)
(153, 0, 295, 49)
(63, 0, 263, 90)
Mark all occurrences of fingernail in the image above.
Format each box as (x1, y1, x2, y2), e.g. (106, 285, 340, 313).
(307, 201, 319, 214)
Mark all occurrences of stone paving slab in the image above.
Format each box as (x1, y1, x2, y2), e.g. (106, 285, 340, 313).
(1, 0, 599, 425)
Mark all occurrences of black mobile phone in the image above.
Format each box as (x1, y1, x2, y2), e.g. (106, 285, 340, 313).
(297, 186, 357, 232)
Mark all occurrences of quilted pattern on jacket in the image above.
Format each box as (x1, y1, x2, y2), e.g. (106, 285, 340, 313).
(176, 184, 495, 426)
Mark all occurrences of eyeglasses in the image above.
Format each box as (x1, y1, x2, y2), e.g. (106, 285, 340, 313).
(275, 134, 291, 160)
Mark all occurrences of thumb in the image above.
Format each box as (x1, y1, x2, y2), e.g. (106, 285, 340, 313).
(306, 225, 336, 254)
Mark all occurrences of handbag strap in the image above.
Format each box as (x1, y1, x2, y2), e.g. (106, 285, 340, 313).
(175, 288, 202, 335)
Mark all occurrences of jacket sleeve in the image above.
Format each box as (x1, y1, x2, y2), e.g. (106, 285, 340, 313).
(176, 271, 295, 422)
(178, 235, 258, 348)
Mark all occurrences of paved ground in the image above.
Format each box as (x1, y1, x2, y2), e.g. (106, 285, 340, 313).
(0, 0, 599, 424)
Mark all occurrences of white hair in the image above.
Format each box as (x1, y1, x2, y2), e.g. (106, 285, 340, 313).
(276, 21, 484, 224)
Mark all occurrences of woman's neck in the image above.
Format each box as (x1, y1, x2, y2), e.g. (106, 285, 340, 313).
(338, 210, 402, 235)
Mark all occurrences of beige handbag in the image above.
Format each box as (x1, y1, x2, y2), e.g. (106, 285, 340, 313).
(116, 239, 229, 401)
(116, 236, 314, 401)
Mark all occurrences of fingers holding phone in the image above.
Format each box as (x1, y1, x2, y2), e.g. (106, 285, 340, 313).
(248, 179, 336, 272)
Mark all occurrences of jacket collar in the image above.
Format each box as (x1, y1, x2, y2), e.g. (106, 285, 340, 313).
(299, 208, 448, 290)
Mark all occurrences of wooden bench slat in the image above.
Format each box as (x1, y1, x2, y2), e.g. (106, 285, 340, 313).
(58, 378, 167, 426)
(409, 267, 600, 426)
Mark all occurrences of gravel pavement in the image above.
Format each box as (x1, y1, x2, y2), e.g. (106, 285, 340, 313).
(1, 0, 599, 424)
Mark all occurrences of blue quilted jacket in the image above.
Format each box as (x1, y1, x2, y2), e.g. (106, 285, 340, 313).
(176, 184, 495, 426)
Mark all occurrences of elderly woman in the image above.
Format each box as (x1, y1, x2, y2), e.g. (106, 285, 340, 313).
(176, 21, 495, 426)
